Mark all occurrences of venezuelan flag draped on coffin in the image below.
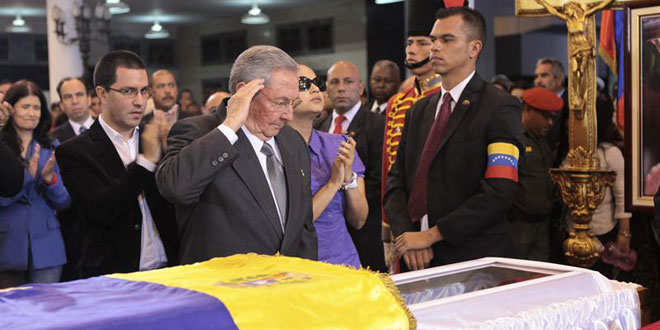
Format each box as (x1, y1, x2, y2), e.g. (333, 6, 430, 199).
(0, 254, 412, 329)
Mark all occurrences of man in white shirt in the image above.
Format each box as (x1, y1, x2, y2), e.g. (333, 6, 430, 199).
(56, 50, 179, 277)
(386, 7, 522, 271)
(51, 77, 95, 143)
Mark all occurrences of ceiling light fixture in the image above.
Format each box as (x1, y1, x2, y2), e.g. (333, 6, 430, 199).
(7, 14, 30, 33)
(12, 15, 25, 26)
(374, 0, 404, 4)
(241, 2, 269, 25)
(105, 0, 130, 15)
(145, 21, 170, 39)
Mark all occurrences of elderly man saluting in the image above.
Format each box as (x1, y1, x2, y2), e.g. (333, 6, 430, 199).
(156, 45, 317, 264)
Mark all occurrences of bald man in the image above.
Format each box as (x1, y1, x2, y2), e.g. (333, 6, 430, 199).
(314, 60, 387, 272)
(369, 60, 401, 115)
(203, 90, 231, 115)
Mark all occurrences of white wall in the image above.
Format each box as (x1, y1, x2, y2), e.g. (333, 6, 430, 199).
(176, 0, 367, 102)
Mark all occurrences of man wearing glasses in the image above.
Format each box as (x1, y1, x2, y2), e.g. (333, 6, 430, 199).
(56, 50, 179, 278)
(156, 45, 317, 264)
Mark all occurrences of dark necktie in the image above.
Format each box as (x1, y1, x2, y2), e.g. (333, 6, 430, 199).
(408, 92, 453, 222)
(261, 142, 287, 230)
(78, 126, 87, 135)
(332, 115, 346, 134)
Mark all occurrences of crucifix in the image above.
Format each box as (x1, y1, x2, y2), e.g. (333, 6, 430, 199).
(514, 0, 644, 267)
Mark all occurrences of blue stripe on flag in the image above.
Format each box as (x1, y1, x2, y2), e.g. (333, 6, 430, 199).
(0, 276, 238, 330)
(487, 153, 518, 169)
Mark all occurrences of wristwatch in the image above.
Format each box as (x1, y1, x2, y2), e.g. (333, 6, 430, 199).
(341, 172, 358, 190)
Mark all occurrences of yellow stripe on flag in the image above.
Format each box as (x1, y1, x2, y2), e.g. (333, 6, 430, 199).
(110, 254, 410, 329)
(487, 142, 519, 159)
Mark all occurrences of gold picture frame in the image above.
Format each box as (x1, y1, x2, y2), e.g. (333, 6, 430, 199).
(627, 4, 660, 211)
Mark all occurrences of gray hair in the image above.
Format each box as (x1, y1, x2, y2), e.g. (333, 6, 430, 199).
(536, 57, 565, 80)
(372, 60, 401, 82)
(228, 45, 298, 93)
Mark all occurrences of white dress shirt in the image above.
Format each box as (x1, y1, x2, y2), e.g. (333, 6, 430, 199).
(421, 71, 475, 230)
(327, 101, 362, 134)
(216, 124, 286, 229)
(370, 100, 387, 114)
(69, 116, 95, 136)
(98, 115, 168, 270)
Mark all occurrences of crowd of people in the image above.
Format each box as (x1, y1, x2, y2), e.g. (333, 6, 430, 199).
(0, 6, 633, 289)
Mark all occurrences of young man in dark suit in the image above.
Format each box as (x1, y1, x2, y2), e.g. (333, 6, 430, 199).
(386, 7, 523, 271)
(56, 50, 178, 278)
(315, 60, 387, 272)
(50, 77, 95, 143)
(156, 45, 317, 264)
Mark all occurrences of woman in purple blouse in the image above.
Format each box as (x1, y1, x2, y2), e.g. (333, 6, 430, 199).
(288, 64, 368, 268)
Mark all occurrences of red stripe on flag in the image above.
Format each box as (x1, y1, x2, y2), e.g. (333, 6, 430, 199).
(485, 165, 518, 182)
(599, 10, 617, 74)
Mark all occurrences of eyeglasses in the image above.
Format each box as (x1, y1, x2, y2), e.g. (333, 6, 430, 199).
(108, 86, 151, 98)
(258, 90, 294, 112)
(298, 76, 325, 92)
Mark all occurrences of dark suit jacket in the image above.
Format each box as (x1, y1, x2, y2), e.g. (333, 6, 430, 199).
(56, 121, 179, 278)
(156, 103, 317, 264)
(48, 121, 78, 280)
(315, 103, 387, 272)
(0, 134, 23, 197)
(384, 74, 522, 266)
(50, 122, 76, 143)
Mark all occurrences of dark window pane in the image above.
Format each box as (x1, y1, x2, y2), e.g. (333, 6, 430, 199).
(202, 31, 246, 65)
(34, 38, 48, 62)
(222, 32, 247, 63)
(307, 21, 332, 51)
(202, 36, 221, 64)
(0, 38, 8, 60)
(149, 42, 174, 66)
(277, 26, 303, 55)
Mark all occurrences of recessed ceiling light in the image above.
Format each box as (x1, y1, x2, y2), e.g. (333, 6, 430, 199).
(241, 3, 269, 25)
(145, 21, 169, 39)
(12, 15, 25, 27)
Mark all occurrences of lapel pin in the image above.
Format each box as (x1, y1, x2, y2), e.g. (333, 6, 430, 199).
(462, 99, 470, 106)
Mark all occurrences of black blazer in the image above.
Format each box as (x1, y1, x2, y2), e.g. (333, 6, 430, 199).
(0, 134, 23, 197)
(156, 103, 317, 264)
(315, 103, 387, 272)
(55, 121, 179, 278)
(50, 122, 76, 143)
(384, 74, 523, 266)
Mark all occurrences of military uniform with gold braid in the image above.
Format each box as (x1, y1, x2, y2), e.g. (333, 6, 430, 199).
(381, 74, 442, 224)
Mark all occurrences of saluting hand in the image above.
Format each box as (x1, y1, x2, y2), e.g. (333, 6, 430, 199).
(223, 79, 264, 132)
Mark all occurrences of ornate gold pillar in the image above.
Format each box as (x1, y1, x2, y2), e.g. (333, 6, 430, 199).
(514, 0, 621, 267)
